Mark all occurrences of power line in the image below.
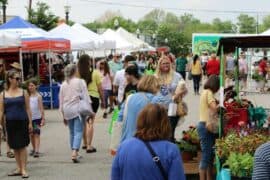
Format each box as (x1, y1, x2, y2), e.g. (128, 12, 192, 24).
(79, 0, 270, 15)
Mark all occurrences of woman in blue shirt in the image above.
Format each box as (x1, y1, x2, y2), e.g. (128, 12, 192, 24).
(117, 75, 160, 143)
(112, 104, 185, 180)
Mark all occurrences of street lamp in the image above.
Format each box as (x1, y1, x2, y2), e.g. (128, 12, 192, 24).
(136, 28, 140, 39)
(114, 19, 119, 30)
(152, 33, 157, 47)
(64, 5, 71, 24)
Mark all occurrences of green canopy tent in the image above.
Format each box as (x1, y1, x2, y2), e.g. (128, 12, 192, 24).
(216, 35, 270, 178)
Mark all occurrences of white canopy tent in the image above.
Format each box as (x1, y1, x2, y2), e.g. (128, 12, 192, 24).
(101, 29, 134, 50)
(116, 27, 155, 51)
(49, 23, 95, 51)
(261, 29, 270, 35)
(71, 23, 115, 50)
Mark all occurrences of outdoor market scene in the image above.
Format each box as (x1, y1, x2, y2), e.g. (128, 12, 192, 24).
(0, 0, 270, 180)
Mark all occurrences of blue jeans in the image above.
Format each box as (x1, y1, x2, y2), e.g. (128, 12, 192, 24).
(197, 122, 216, 170)
(68, 116, 83, 151)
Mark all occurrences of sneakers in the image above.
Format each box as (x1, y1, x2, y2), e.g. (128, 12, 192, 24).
(30, 150, 40, 158)
(108, 107, 114, 114)
(33, 152, 39, 158)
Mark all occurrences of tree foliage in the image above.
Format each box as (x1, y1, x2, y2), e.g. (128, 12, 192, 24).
(237, 14, 257, 34)
(27, 2, 59, 31)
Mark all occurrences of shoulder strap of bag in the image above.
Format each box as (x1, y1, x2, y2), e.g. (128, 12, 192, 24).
(142, 140, 168, 180)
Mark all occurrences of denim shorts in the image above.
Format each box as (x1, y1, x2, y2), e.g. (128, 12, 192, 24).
(197, 121, 217, 169)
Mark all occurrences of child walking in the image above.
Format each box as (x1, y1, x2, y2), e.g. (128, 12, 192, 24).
(27, 79, 45, 158)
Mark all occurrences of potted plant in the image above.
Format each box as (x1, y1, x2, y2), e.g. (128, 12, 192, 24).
(223, 153, 253, 180)
(177, 140, 197, 162)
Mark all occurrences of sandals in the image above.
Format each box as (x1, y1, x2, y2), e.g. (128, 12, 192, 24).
(7, 151, 15, 158)
(71, 155, 80, 163)
(82, 146, 87, 150)
(86, 147, 97, 153)
(8, 169, 22, 176)
(21, 173, 29, 179)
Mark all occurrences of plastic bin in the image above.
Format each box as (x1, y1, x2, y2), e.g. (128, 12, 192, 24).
(38, 83, 60, 108)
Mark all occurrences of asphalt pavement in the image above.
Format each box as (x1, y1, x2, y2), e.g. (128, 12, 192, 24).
(0, 80, 269, 180)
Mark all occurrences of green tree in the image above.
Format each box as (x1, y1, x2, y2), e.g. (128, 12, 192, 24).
(157, 23, 187, 55)
(27, 2, 59, 31)
(0, 0, 8, 23)
(84, 21, 103, 33)
(212, 18, 236, 33)
(142, 9, 166, 25)
(261, 15, 270, 33)
(237, 14, 257, 33)
(137, 19, 158, 35)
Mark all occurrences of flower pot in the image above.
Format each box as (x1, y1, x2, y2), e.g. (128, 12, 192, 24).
(181, 151, 194, 162)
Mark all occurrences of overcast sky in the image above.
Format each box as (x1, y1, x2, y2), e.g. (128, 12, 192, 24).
(6, 0, 270, 23)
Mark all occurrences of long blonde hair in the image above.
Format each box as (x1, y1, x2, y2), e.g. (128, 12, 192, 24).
(155, 56, 174, 85)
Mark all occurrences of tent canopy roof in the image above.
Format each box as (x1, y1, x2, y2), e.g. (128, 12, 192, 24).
(0, 16, 37, 29)
(71, 23, 115, 49)
(49, 23, 95, 50)
(0, 16, 70, 52)
(217, 35, 270, 55)
(116, 27, 152, 50)
(101, 29, 133, 50)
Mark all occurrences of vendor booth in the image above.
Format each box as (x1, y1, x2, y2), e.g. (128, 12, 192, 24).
(215, 35, 270, 179)
(0, 16, 71, 108)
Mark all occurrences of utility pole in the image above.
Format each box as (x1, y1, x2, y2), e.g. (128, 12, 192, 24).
(1, 0, 7, 23)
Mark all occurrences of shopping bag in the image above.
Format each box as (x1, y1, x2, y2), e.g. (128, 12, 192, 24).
(217, 168, 231, 180)
(108, 107, 119, 134)
(168, 102, 178, 117)
(109, 121, 123, 152)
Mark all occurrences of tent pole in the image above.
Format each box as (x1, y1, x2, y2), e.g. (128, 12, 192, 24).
(235, 47, 240, 101)
(37, 53, 40, 78)
(219, 45, 225, 137)
(19, 48, 24, 82)
(49, 50, 53, 109)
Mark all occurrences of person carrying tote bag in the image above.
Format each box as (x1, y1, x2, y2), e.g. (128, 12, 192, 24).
(197, 75, 220, 180)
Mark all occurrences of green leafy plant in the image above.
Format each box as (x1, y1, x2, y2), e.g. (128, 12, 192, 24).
(216, 130, 270, 159)
(177, 140, 197, 153)
(224, 153, 254, 178)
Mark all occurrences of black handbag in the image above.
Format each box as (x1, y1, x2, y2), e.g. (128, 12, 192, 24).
(142, 140, 168, 180)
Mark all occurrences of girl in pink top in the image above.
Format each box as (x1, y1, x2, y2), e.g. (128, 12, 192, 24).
(99, 60, 114, 119)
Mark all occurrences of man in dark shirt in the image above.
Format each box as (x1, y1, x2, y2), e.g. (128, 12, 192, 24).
(176, 54, 188, 80)
(123, 65, 140, 102)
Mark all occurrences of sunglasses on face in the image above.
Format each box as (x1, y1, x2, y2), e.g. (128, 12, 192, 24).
(11, 77, 21, 81)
